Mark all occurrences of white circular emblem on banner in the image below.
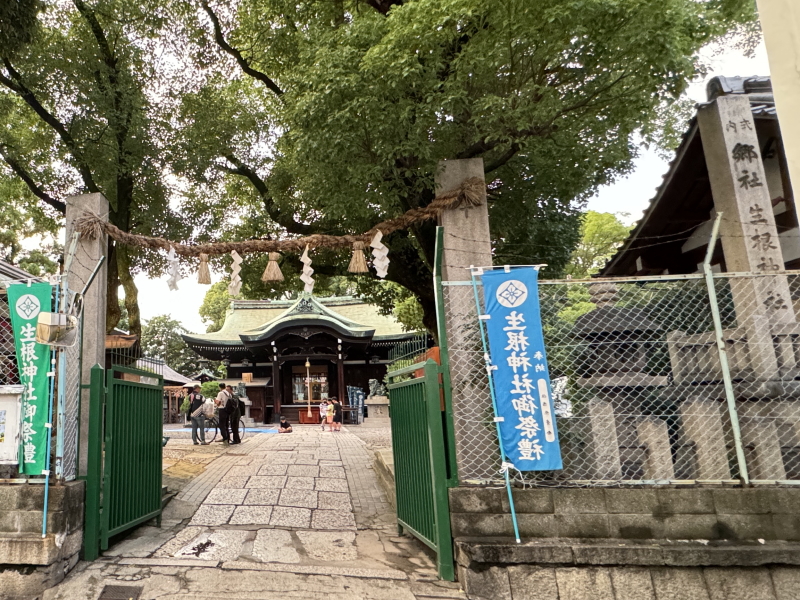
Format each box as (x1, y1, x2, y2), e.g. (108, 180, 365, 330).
(496, 280, 528, 308)
(15, 294, 41, 320)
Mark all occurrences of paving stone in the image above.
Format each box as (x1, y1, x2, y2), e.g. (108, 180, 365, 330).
(319, 460, 343, 467)
(294, 457, 320, 465)
(278, 489, 318, 509)
(176, 529, 249, 562)
(257, 464, 288, 476)
(227, 465, 261, 477)
(318, 466, 347, 479)
(270, 506, 312, 528)
(311, 509, 357, 530)
(315, 478, 349, 493)
(229, 505, 274, 525)
(317, 491, 352, 511)
(204, 488, 248, 505)
(244, 489, 281, 506)
(287, 464, 320, 477)
(270, 454, 295, 464)
(252, 529, 300, 563)
(155, 526, 206, 557)
(190, 505, 236, 526)
(296, 531, 357, 561)
(218, 476, 249, 489)
(118, 557, 218, 567)
(245, 475, 288, 489)
(285, 476, 316, 490)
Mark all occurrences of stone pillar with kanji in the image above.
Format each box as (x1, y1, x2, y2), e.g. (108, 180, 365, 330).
(697, 94, 795, 328)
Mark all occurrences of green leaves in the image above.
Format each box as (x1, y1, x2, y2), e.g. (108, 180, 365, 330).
(1, 0, 755, 334)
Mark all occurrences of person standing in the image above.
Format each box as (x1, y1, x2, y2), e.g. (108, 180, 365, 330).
(326, 399, 335, 432)
(216, 383, 232, 446)
(332, 397, 343, 432)
(188, 385, 207, 445)
(319, 399, 328, 431)
(227, 385, 242, 445)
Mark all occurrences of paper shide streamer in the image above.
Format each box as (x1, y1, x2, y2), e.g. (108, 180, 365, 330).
(167, 246, 181, 291)
(228, 250, 243, 296)
(370, 231, 390, 278)
(300, 245, 315, 293)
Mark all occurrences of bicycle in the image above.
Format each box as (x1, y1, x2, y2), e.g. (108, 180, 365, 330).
(203, 413, 247, 443)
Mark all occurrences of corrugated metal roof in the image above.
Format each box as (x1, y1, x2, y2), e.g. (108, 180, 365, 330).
(135, 358, 192, 384)
(0, 260, 41, 284)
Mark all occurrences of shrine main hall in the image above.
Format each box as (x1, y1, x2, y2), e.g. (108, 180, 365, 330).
(182, 294, 420, 423)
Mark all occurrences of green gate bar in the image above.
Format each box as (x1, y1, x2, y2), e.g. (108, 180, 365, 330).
(102, 365, 163, 548)
(81, 364, 105, 561)
(388, 359, 455, 581)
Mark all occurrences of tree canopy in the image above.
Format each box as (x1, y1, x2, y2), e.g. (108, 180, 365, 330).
(0, 0, 756, 336)
(140, 314, 201, 376)
(566, 211, 632, 279)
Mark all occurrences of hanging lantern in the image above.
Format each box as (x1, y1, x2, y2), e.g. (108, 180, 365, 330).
(167, 246, 181, 291)
(197, 253, 211, 285)
(348, 241, 369, 274)
(228, 250, 243, 296)
(300, 245, 315, 293)
(261, 252, 284, 282)
(370, 231, 390, 279)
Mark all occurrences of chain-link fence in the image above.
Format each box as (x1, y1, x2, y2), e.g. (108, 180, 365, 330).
(58, 290, 83, 481)
(444, 271, 800, 486)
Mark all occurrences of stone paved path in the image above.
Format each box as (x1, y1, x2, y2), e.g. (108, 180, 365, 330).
(44, 426, 466, 600)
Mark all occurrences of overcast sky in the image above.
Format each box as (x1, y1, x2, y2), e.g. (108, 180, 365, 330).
(134, 41, 772, 335)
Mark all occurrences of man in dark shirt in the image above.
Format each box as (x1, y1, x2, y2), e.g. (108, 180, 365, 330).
(226, 385, 242, 445)
(187, 385, 207, 445)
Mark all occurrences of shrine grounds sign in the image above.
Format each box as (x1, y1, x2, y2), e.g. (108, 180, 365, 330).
(482, 268, 562, 471)
(7, 282, 52, 475)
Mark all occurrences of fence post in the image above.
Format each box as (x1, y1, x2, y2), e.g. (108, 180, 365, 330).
(434, 226, 459, 485)
(82, 364, 104, 560)
(703, 212, 750, 485)
(424, 359, 455, 581)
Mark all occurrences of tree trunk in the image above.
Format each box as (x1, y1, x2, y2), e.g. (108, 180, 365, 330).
(116, 244, 141, 339)
(106, 240, 121, 334)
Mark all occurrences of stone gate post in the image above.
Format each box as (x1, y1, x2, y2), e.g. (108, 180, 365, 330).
(65, 193, 108, 476)
(436, 158, 499, 480)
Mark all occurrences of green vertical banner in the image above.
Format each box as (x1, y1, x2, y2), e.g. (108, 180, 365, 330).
(6, 282, 52, 475)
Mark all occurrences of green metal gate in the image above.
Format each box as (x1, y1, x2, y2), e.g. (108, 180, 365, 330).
(83, 363, 163, 559)
(387, 359, 456, 580)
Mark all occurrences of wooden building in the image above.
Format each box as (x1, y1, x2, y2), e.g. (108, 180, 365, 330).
(182, 294, 419, 423)
(601, 76, 796, 277)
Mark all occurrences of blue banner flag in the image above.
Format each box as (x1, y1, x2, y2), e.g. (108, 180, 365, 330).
(482, 268, 562, 471)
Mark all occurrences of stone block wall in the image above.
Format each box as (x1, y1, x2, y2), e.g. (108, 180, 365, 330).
(450, 486, 800, 541)
(461, 564, 800, 600)
(0, 481, 84, 599)
(451, 486, 800, 599)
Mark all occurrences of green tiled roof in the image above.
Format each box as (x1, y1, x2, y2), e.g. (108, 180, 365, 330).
(184, 295, 411, 346)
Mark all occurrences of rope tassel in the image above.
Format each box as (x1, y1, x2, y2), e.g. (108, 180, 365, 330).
(197, 253, 211, 284)
(262, 252, 285, 282)
(348, 241, 369, 274)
